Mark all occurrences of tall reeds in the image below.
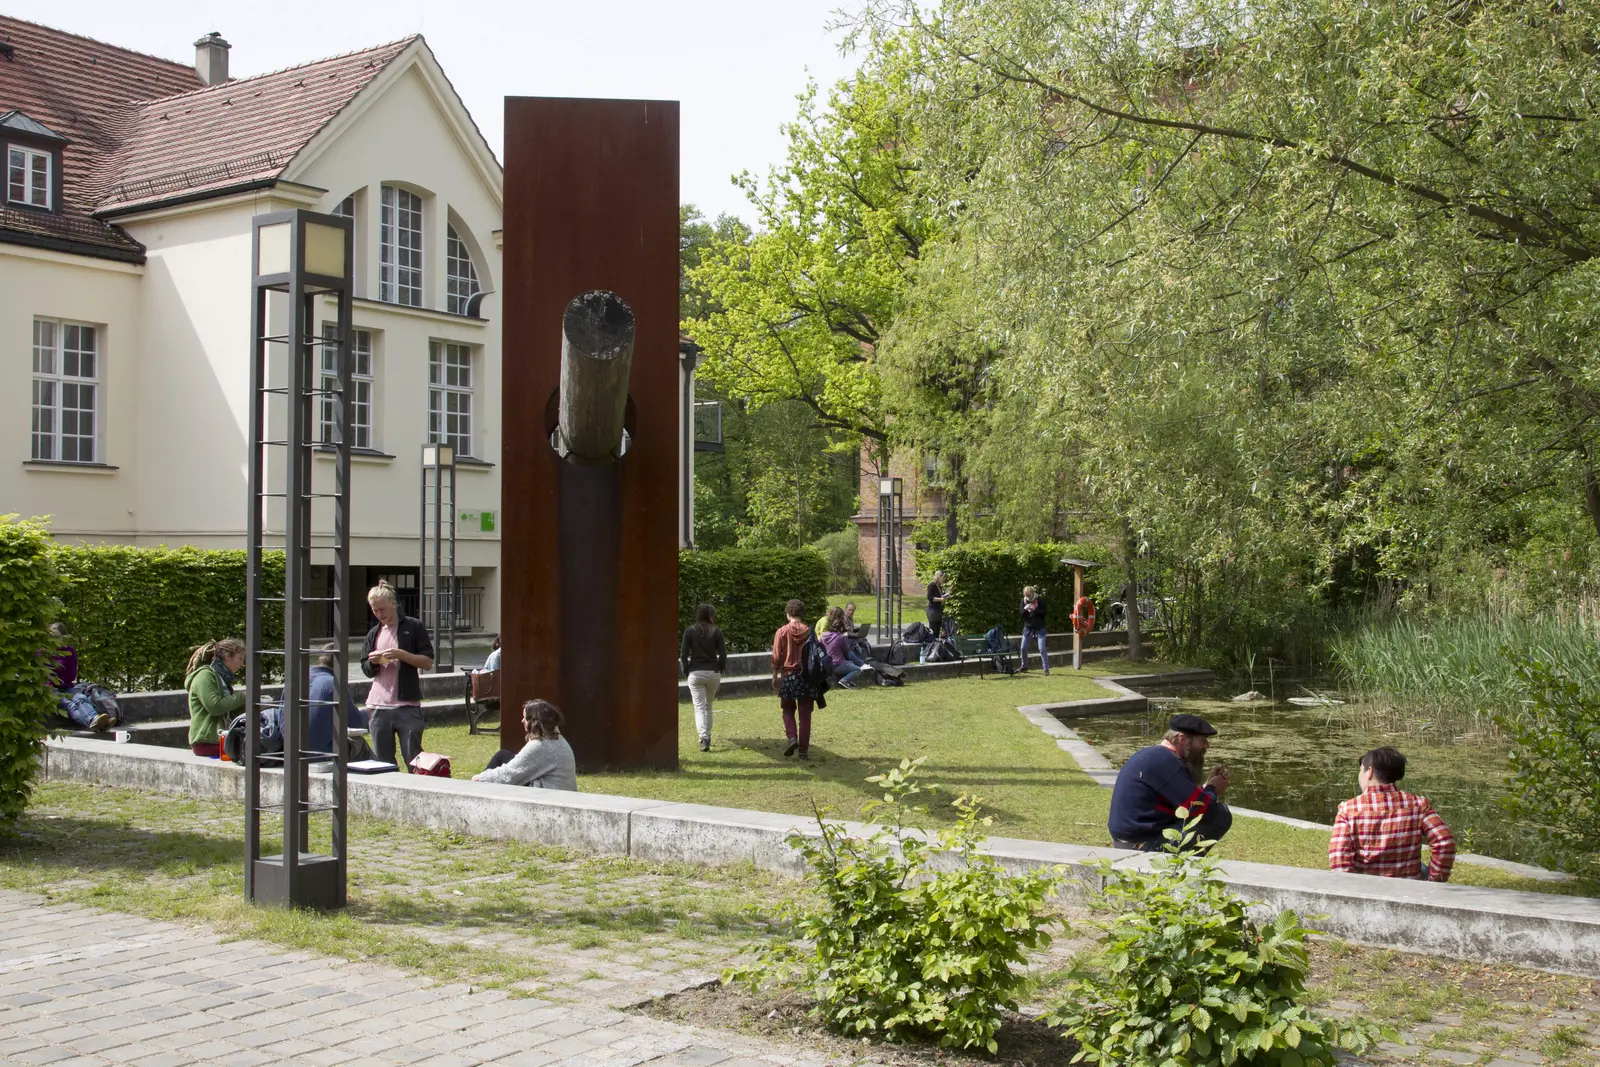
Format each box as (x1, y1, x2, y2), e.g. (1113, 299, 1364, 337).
(1331, 602, 1600, 732)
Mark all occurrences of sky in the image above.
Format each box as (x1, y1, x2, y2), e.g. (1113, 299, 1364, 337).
(4, 0, 866, 224)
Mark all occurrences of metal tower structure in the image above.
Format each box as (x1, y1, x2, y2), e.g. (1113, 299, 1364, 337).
(875, 476, 905, 644)
(420, 444, 457, 671)
(245, 209, 354, 910)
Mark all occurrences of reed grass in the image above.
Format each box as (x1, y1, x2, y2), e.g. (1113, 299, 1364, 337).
(1331, 605, 1600, 732)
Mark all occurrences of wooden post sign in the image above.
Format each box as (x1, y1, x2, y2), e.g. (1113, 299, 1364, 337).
(500, 99, 680, 770)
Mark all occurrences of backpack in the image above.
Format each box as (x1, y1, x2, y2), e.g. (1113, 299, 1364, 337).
(848, 636, 874, 663)
(873, 662, 906, 686)
(409, 752, 452, 777)
(81, 683, 122, 726)
(802, 635, 833, 692)
(926, 636, 959, 663)
(902, 621, 933, 644)
(984, 626, 1017, 676)
(222, 710, 284, 763)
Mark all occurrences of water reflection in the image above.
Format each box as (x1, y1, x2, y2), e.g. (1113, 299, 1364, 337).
(1070, 695, 1532, 865)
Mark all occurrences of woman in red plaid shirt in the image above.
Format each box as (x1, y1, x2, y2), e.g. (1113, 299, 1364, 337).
(1329, 747, 1456, 882)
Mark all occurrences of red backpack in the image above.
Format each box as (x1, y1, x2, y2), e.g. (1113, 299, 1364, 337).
(409, 752, 452, 777)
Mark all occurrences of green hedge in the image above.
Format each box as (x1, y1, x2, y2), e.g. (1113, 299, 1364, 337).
(915, 541, 1116, 634)
(0, 517, 65, 825)
(52, 545, 285, 692)
(680, 548, 830, 654)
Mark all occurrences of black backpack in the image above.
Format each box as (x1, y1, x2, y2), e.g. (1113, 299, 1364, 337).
(802, 635, 833, 692)
(902, 621, 933, 644)
(926, 636, 959, 663)
(222, 710, 285, 763)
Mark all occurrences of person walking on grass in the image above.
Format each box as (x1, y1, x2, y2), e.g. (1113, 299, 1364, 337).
(186, 638, 246, 758)
(819, 606, 865, 689)
(772, 598, 819, 760)
(1329, 747, 1455, 882)
(472, 699, 578, 790)
(681, 603, 727, 752)
(361, 579, 434, 771)
(1020, 586, 1049, 675)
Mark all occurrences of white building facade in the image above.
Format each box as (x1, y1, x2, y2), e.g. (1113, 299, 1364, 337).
(0, 18, 503, 635)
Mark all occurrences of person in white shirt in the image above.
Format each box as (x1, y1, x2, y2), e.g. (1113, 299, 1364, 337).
(471, 699, 577, 791)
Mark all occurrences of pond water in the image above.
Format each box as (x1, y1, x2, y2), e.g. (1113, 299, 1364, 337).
(1069, 695, 1535, 866)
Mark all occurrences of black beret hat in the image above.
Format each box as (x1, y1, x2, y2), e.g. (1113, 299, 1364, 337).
(1168, 713, 1217, 736)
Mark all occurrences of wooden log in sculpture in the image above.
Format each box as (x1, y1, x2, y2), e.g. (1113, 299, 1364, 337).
(558, 291, 635, 463)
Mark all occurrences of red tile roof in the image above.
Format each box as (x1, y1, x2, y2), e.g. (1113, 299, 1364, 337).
(0, 16, 417, 259)
(99, 37, 416, 211)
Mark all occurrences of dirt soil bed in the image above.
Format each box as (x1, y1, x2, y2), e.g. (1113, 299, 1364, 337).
(638, 982, 1081, 1067)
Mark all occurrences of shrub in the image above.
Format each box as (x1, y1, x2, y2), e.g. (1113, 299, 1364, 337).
(51, 545, 285, 692)
(811, 526, 871, 594)
(679, 547, 829, 653)
(1498, 658, 1600, 879)
(732, 759, 1059, 1052)
(916, 541, 1116, 633)
(1048, 819, 1384, 1067)
(0, 517, 66, 826)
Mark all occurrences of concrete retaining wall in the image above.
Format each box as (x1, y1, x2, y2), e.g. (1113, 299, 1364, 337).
(40, 737, 1600, 977)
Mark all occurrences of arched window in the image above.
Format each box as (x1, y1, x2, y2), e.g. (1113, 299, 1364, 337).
(446, 224, 481, 316)
(380, 185, 423, 306)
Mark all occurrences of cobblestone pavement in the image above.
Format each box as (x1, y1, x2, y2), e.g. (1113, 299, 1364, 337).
(0, 890, 837, 1067)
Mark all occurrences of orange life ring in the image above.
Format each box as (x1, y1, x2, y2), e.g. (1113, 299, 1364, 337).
(1071, 596, 1096, 637)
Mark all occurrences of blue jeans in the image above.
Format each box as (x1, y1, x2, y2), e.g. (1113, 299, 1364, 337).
(833, 651, 865, 686)
(1021, 629, 1049, 673)
(57, 688, 96, 728)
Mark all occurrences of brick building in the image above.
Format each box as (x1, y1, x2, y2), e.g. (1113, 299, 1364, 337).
(852, 445, 951, 595)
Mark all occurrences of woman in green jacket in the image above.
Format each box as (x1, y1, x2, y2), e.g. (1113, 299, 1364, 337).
(186, 638, 246, 757)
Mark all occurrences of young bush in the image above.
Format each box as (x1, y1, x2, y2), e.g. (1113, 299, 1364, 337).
(811, 526, 871, 594)
(917, 541, 1115, 633)
(1049, 819, 1383, 1067)
(1498, 658, 1600, 880)
(0, 517, 66, 826)
(732, 759, 1060, 1052)
(679, 547, 829, 653)
(50, 545, 285, 691)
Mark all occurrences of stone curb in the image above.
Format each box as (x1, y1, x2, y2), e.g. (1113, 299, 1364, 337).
(39, 736, 1600, 978)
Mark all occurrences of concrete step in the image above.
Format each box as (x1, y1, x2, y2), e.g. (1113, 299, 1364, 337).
(79, 697, 478, 749)
(117, 670, 475, 725)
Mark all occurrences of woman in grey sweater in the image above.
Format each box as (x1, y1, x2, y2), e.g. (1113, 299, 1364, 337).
(471, 700, 577, 791)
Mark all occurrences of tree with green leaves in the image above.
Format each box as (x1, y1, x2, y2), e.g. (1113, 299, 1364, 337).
(841, 0, 1600, 656)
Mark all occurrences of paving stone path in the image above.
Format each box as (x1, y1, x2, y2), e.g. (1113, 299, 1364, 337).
(0, 890, 831, 1067)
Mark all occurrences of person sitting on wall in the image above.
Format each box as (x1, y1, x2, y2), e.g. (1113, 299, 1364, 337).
(1329, 747, 1455, 882)
(819, 606, 866, 689)
(307, 642, 369, 758)
(1107, 713, 1232, 851)
(185, 638, 247, 758)
(471, 700, 577, 790)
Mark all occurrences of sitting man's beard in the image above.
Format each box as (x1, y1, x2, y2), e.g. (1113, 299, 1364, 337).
(1181, 747, 1206, 781)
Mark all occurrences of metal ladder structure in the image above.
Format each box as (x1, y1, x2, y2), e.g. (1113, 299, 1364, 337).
(244, 209, 354, 910)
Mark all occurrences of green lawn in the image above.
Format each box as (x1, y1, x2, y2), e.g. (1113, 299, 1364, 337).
(827, 592, 927, 628)
(421, 664, 1571, 896)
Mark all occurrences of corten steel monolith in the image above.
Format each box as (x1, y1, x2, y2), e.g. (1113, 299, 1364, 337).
(501, 98, 679, 770)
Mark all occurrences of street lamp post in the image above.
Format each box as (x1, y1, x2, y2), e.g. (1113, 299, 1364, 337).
(245, 207, 353, 910)
(875, 475, 904, 644)
(421, 443, 457, 671)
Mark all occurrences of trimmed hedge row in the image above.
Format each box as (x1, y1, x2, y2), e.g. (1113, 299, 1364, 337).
(915, 541, 1116, 634)
(0, 517, 64, 825)
(52, 545, 285, 692)
(680, 547, 830, 654)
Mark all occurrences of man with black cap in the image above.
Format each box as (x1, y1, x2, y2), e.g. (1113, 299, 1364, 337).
(1107, 713, 1233, 851)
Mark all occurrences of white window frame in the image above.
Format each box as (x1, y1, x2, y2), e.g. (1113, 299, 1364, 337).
(7, 145, 51, 209)
(446, 225, 481, 316)
(31, 319, 99, 463)
(379, 185, 423, 306)
(330, 195, 355, 219)
(428, 340, 473, 457)
(320, 324, 375, 450)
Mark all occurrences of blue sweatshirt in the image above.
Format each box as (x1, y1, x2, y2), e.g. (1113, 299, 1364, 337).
(1107, 744, 1231, 844)
(307, 665, 366, 755)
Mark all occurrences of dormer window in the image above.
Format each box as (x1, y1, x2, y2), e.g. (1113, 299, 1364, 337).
(8, 147, 50, 208)
(0, 110, 67, 213)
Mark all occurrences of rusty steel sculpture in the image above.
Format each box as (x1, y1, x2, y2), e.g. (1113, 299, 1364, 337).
(500, 98, 680, 770)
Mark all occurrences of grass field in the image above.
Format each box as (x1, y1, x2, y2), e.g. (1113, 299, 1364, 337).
(420, 663, 1572, 895)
